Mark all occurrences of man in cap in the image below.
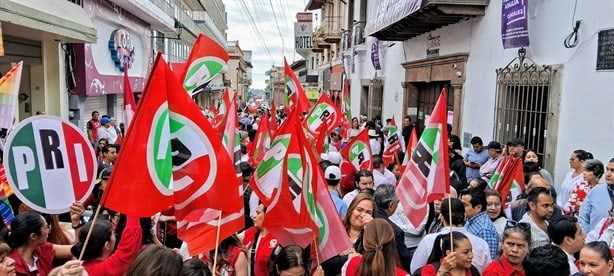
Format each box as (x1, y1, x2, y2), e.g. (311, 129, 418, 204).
(479, 141, 504, 181)
(325, 166, 347, 217)
(507, 138, 525, 158)
(97, 117, 118, 144)
(368, 129, 381, 157)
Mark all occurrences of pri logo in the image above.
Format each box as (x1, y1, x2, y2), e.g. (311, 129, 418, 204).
(184, 57, 228, 94)
(255, 134, 291, 206)
(306, 103, 335, 133)
(147, 105, 217, 198)
(4, 116, 96, 214)
(349, 141, 371, 169)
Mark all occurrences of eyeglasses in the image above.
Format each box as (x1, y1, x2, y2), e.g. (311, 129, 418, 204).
(487, 202, 502, 208)
(505, 220, 530, 231)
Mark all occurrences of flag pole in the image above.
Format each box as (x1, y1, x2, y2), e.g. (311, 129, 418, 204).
(448, 195, 454, 252)
(312, 232, 320, 266)
(212, 210, 223, 273)
(78, 203, 105, 261)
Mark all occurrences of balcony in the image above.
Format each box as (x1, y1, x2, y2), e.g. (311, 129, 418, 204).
(368, 0, 490, 41)
(321, 16, 342, 43)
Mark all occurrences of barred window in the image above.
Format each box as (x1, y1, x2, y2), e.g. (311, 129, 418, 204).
(494, 49, 556, 164)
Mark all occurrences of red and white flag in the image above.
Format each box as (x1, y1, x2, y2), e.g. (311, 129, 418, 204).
(122, 66, 136, 130)
(396, 89, 450, 228)
(339, 129, 373, 171)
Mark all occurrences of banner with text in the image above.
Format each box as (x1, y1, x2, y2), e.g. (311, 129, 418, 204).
(501, 0, 530, 49)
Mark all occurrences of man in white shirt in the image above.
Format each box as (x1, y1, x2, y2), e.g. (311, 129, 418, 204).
(519, 186, 554, 250)
(97, 117, 118, 144)
(410, 197, 491, 274)
(372, 157, 397, 188)
(342, 170, 374, 206)
(548, 216, 585, 275)
(368, 129, 381, 157)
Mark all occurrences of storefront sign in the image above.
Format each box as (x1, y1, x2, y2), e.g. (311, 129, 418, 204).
(501, 0, 530, 48)
(109, 28, 135, 72)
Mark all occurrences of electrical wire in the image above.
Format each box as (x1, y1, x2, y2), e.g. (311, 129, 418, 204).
(269, 0, 287, 56)
(237, 0, 276, 61)
(563, 0, 581, 48)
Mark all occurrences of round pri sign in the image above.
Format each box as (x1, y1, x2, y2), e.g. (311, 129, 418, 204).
(3, 116, 97, 214)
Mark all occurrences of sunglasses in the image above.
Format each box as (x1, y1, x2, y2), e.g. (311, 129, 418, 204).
(505, 220, 531, 231)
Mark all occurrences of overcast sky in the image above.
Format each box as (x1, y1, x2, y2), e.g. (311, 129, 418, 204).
(225, 0, 312, 90)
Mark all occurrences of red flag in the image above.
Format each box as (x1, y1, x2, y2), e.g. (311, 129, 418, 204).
(180, 34, 230, 95)
(169, 62, 186, 81)
(250, 113, 271, 166)
(284, 58, 310, 112)
(382, 116, 405, 167)
(401, 126, 418, 172)
(122, 66, 136, 131)
(269, 100, 278, 136)
(178, 208, 244, 256)
(250, 111, 318, 248)
(315, 120, 329, 154)
(213, 88, 231, 132)
(396, 89, 450, 228)
(103, 53, 242, 219)
(339, 129, 373, 171)
(303, 93, 342, 137)
(489, 156, 525, 205)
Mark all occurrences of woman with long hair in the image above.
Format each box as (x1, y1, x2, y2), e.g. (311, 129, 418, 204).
(485, 189, 508, 236)
(342, 193, 375, 252)
(558, 149, 592, 207)
(125, 245, 183, 276)
(483, 222, 531, 275)
(343, 218, 407, 276)
(419, 231, 479, 276)
(346, 117, 361, 141)
(5, 211, 73, 276)
(209, 235, 248, 276)
(268, 245, 323, 276)
(70, 216, 142, 276)
(241, 204, 277, 276)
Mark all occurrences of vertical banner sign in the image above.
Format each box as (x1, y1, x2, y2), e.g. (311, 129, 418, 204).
(295, 13, 313, 56)
(3, 116, 97, 214)
(351, 24, 357, 73)
(371, 38, 381, 70)
(501, 0, 530, 49)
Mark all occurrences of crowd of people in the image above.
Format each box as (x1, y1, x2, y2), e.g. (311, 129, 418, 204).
(0, 108, 612, 276)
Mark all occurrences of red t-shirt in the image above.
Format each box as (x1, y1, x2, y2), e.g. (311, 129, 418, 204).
(82, 216, 142, 276)
(10, 242, 55, 276)
(483, 256, 526, 276)
(420, 263, 475, 276)
(242, 227, 278, 276)
(344, 256, 408, 276)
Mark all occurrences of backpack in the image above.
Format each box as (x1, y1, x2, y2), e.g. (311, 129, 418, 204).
(414, 261, 480, 276)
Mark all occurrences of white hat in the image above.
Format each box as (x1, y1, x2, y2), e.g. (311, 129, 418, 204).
(324, 166, 341, 181)
(368, 129, 378, 137)
(320, 151, 342, 165)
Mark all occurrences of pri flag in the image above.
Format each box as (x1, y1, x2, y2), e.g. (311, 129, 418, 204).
(250, 111, 318, 248)
(339, 129, 373, 171)
(123, 66, 136, 130)
(0, 62, 22, 130)
(315, 120, 329, 154)
(103, 54, 242, 222)
(382, 116, 406, 166)
(396, 89, 450, 228)
(284, 58, 310, 112)
(178, 208, 245, 256)
(180, 34, 230, 95)
(303, 93, 342, 137)
(488, 155, 525, 205)
(250, 112, 271, 166)
(213, 88, 231, 132)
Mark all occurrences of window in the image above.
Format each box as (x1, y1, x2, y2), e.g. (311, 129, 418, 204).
(359, 79, 383, 120)
(494, 49, 556, 164)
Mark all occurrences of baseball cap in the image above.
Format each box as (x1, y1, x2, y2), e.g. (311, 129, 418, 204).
(507, 138, 525, 147)
(320, 151, 342, 165)
(324, 166, 341, 181)
(100, 117, 111, 125)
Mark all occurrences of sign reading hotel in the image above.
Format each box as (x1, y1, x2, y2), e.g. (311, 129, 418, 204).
(3, 116, 97, 214)
(295, 13, 313, 51)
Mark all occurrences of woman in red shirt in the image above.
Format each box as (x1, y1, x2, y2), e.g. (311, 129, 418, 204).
(71, 216, 142, 276)
(419, 231, 479, 276)
(483, 222, 531, 276)
(344, 218, 408, 276)
(7, 211, 73, 276)
(241, 204, 277, 276)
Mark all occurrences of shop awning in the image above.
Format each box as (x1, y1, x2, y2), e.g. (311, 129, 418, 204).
(0, 0, 97, 43)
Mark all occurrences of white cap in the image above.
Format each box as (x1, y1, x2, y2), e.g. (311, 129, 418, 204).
(320, 151, 342, 165)
(324, 166, 341, 181)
